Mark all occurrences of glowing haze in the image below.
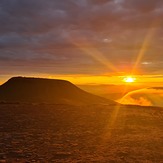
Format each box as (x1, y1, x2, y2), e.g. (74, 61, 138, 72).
(120, 87, 163, 107)
(0, 0, 163, 85)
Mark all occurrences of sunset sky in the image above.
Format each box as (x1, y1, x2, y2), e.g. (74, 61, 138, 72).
(0, 0, 163, 85)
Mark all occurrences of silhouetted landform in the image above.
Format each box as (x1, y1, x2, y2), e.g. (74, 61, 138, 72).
(0, 77, 116, 105)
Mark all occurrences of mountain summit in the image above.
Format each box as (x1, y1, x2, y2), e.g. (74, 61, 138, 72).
(0, 77, 116, 105)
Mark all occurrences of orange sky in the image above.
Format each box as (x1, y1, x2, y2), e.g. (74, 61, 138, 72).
(0, 74, 163, 87)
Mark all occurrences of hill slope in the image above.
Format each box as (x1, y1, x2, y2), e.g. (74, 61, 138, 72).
(0, 77, 116, 105)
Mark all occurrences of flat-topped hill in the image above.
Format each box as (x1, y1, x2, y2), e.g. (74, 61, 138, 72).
(0, 77, 116, 105)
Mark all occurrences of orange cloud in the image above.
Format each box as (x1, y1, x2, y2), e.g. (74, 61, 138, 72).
(120, 87, 163, 107)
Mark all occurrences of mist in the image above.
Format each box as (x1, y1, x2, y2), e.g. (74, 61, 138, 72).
(119, 87, 163, 107)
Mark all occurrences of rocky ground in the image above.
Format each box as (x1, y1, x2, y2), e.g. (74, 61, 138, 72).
(0, 103, 162, 162)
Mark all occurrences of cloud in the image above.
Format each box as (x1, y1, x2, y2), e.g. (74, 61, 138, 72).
(120, 87, 163, 107)
(121, 0, 163, 13)
(0, 0, 163, 75)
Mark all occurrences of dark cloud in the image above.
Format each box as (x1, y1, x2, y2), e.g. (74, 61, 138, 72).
(88, 0, 113, 5)
(0, 0, 163, 75)
(121, 0, 163, 13)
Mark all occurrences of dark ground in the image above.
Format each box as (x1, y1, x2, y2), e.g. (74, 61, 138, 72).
(0, 103, 163, 162)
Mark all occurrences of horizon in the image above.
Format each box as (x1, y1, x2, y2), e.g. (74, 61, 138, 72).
(0, 75, 163, 86)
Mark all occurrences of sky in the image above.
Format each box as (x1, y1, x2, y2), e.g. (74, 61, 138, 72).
(0, 0, 163, 85)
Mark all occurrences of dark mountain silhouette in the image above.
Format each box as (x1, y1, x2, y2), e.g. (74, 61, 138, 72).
(0, 77, 116, 105)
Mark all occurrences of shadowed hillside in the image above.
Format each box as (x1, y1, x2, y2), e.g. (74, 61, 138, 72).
(0, 77, 116, 105)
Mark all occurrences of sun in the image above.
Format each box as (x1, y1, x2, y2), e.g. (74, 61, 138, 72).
(123, 76, 136, 83)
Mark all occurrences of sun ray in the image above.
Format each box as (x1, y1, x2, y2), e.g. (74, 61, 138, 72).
(132, 21, 159, 74)
(96, 103, 124, 154)
(77, 46, 118, 72)
(67, 35, 118, 73)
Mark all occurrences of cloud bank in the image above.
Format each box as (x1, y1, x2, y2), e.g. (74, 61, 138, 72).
(120, 87, 163, 107)
(0, 0, 163, 75)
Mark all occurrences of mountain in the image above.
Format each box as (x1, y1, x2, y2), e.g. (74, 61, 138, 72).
(0, 77, 116, 105)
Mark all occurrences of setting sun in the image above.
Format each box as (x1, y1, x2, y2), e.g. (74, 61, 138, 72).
(123, 76, 136, 83)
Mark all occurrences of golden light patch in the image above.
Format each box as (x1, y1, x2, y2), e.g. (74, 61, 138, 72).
(123, 76, 136, 83)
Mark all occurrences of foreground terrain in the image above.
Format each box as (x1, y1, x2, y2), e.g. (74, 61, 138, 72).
(0, 103, 162, 162)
